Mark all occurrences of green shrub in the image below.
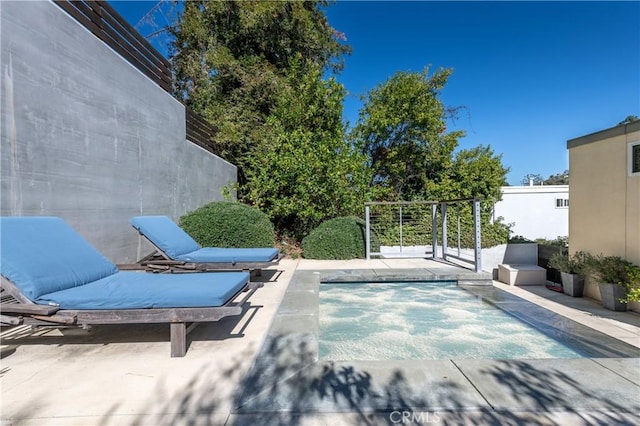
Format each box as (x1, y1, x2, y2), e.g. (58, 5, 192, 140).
(622, 265, 640, 303)
(179, 201, 275, 248)
(548, 251, 591, 275)
(302, 216, 380, 259)
(590, 255, 636, 286)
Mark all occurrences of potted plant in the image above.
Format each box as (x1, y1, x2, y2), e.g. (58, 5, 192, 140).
(548, 251, 590, 297)
(590, 255, 639, 311)
(620, 264, 640, 304)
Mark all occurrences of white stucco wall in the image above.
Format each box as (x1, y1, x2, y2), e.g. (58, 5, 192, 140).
(493, 185, 569, 240)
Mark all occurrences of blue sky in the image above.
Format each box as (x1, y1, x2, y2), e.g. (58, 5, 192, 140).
(111, 1, 640, 185)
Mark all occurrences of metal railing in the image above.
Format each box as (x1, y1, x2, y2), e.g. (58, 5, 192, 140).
(365, 199, 482, 272)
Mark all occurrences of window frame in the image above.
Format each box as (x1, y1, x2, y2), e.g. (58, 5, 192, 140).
(629, 141, 640, 176)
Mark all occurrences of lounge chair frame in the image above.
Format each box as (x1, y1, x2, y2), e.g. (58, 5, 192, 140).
(125, 232, 283, 275)
(0, 275, 262, 357)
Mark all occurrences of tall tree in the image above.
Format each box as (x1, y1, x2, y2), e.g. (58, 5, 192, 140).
(244, 60, 369, 239)
(350, 68, 507, 202)
(170, 0, 350, 186)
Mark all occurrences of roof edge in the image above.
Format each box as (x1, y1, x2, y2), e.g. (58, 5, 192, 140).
(567, 120, 640, 149)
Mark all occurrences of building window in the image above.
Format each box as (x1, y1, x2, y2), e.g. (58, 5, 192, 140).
(629, 142, 640, 176)
(555, 198, 569, 208)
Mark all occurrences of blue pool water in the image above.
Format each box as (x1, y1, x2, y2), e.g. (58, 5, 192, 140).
(319, 282, 584, 360)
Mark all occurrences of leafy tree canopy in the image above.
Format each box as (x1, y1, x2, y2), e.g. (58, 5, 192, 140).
(350, 68, 507, 204)
(243, 59, 369, 239)
(170, 0, 349, 184)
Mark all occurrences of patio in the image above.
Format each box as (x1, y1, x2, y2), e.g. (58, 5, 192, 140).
(1, 258, 639, 425)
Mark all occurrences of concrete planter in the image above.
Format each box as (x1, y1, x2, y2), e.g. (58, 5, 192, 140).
(599, 283, 628, 311)
(560, 272, 584, 297)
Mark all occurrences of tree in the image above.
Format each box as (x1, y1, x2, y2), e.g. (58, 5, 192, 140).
(349, 68, 507, 203)
(243, 60, 370, 239)
(170, 0, 350, 186)
(448, 145, 509, 202)
(544, 170, 569, 185)
(521, 174, 543, 186)
(521, 171, 569, 185)
(349, 68, 461, 200)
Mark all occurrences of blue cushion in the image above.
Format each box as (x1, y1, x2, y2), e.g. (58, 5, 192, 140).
(130, 216, 200, 258)
(0, 217, 118, 300)
(175, 247, 280, 263)
(37, 271, 249, 309)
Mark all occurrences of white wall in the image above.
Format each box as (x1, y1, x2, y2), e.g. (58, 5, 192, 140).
(493, 185, 569, 240)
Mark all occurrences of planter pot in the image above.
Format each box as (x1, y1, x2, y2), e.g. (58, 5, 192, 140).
(560, 272, 584, 297)
(599, 282, 628, 311)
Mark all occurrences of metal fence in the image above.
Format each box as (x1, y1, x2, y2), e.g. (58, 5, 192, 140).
(365, 199, 482, 272)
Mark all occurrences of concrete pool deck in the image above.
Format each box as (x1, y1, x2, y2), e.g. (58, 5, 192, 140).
(1, 258, 639, 425)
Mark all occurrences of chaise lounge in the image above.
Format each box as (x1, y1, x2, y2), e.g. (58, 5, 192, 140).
(128, 215, 281, 273)
(0, 216, 262, 357)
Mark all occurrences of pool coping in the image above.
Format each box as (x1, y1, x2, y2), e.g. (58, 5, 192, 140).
(232, 269, 640, 420)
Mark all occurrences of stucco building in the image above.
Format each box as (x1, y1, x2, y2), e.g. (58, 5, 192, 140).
(567, 120, 640, 305)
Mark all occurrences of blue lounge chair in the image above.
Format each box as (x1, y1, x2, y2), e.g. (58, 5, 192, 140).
(0, 216, 262, 357)
(129, 215, 281, 273)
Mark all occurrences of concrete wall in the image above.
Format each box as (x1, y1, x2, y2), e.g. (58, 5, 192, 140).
(1, 1, 237, 263)
(567, 121, 640, 308)
(493, 185, 569, 240)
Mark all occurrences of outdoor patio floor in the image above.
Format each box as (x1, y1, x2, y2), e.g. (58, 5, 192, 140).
(1, 258, 639, 425)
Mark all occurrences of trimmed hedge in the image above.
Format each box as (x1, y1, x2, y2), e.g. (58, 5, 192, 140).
(179, 201, 275, 248)
(302, 216, 379, 259)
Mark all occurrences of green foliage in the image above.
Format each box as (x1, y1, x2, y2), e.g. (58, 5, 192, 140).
(535, 236, 569, 248)
(350, 68, 459, 200)
(508, 235, 534, 244)
(171, 1, 362, 241)
(171, 4, 513, 248)
(589, 254, 635, 285)
(171, 0, 349, 185)
(179, 201, 275, 248)
(478, 219, 511, 248)
(584, 254, 640, 303)
(544, 170, 569, 185)
(548, 251, 590, 275)
(621, 266, 640, 303)
(302, 217, 379, 260)
(350, 68, 507, 205)
(244, 59, 370, 240)
(521, 171, 569, 185)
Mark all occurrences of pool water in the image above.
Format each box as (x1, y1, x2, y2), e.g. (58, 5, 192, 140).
(319, 282, 584, 360)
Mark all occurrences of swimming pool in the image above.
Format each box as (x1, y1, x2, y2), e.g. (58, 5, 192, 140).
(236, 269, 640, 416)
(320, 282, 586, 360)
